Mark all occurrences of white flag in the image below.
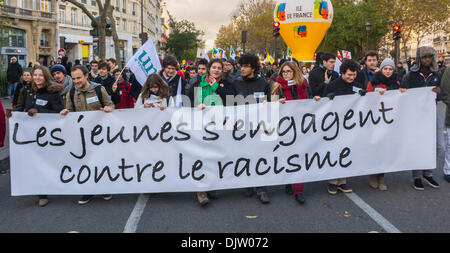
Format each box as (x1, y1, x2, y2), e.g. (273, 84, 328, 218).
(125, 38, 162, 86)
(204, 54, 210, 61)
(334, 57, 342, 74)
(176, 76, 183, 108)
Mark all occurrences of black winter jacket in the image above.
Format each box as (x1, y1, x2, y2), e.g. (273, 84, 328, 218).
(159, 71, 187, 98)
(95, 74, 121, 105)
(15, 83, 65, 113)
(7, 62, 23, 83)
(230, 75, 271, 105)
(308, 66, 339, 97)
(324, 78, 363, 97)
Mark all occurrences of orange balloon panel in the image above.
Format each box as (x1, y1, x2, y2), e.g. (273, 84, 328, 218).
(280, 22, 331, 61)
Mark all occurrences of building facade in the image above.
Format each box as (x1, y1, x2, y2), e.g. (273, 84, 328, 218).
(1, 0, 57, 68)
(56, 0, 163, 65)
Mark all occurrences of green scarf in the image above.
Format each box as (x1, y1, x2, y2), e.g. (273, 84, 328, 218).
(197, 75, 223, 106)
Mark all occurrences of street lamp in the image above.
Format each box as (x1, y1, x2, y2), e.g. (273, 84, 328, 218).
(365, 20, 371, 52)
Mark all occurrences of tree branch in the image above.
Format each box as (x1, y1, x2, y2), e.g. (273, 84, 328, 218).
(66, 0, 98, 26)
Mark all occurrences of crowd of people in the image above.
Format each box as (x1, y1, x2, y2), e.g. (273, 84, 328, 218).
(1, 45, 450, 208)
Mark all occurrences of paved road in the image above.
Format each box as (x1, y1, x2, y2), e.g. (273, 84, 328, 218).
(0, 98, 449, 233)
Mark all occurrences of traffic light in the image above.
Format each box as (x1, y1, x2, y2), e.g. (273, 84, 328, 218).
(90, 17, 112, 37)
(393, 25, 402, 41)
(273, 22, 281, 37)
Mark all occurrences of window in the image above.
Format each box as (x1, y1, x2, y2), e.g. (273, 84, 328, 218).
(132, 22, 136, 33)
(116, 18, 120, 30)
(71, 8, 77, 26)
(40, 0, 51, 12)
(81, 0, 87, 4)
(122, 19, 126, 31)
(122, 0, 126, 13)
(132, 2, 136, 16)
(82, 14, 88, 27)
(59, 10, 65, 24)
(40, 31, 49, 47)
(19, 0, 25, 8)
(3, 29, 26, 48)
(92, 1, 96, 6)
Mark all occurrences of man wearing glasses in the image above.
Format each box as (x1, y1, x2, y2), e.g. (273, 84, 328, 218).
(401, 46, 442, 191)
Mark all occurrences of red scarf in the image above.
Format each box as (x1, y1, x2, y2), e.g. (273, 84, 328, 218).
(276, 77, 307, 100)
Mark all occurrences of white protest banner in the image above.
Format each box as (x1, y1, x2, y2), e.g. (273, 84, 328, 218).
(125, 38, 162, 86)
(10, 88, 436, 196)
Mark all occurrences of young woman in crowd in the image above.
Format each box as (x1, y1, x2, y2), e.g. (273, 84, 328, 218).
(12, 70, 32, 109)
(112, 69, 136, 109)
(193, 58, 231, 206)
(271, 61, 311, 205)
(135, 73, 169, 110)
(6, 66, 65, 207)
(366, 58, 401, 191)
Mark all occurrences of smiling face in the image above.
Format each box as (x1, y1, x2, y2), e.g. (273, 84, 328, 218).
(23, 72, 32, 82)
(33, 69, 46, 89)
(209, 62, 223, 79)
(71, 69, 90, 91)
(52, 71, 66, 83)
(99, 67, 109, 78)
(163, 65, 177, 78)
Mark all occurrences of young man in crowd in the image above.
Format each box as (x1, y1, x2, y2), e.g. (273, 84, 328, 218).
(401, 46, 442, 190)
(50, 64, 74, 101)
(6, 57, 23, 100)
(308, 52, 339, 97)
(94, 62, 121, 105)
(60, 65, 115, 205)
(107, 58, 119, 73)
(355, 50, 379, 90)
(159, 56, 186, 105)
(232, 54, 272, 204)
(89, 60, 100, 81)
(320, 59, 365, 195)
(223, 58, 241, 84)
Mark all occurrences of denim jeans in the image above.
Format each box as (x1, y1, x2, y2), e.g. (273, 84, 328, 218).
(443, 127, 450, 176)
(412, 110, 444, 179)
(8, 82, 18, 98)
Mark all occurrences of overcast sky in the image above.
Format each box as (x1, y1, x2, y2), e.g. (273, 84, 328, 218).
(164, 0, 241, 50)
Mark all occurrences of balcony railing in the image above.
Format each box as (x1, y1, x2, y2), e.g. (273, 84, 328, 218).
(1, 5, 56, 20)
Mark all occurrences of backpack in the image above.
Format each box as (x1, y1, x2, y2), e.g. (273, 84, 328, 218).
(69, 85, 105, 110)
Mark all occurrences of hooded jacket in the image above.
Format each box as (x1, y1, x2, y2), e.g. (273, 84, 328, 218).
(401, 47, 441, 95)
(65, 81, 115, 112)
(15, 83, 65, 113)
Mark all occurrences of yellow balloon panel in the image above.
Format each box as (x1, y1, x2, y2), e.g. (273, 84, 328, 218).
(280, 22, 331, 61)
(275, 0, 334, 61)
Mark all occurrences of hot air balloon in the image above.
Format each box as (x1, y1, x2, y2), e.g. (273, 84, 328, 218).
(274, 0, 333, 61)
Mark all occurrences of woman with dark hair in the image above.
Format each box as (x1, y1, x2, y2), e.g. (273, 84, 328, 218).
(135, 73, 169, 109)
(193, 58, 230, 206)
(6, 65, 65, 207)
(13, 70, 32, 108)
(271, 61, 311, 204)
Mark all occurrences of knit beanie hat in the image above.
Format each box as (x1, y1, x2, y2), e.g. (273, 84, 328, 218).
(51, 64, 67, 75)
(380, 58, 395, 70)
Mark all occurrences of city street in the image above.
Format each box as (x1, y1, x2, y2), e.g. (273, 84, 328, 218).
(1, 98, 449, 233)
